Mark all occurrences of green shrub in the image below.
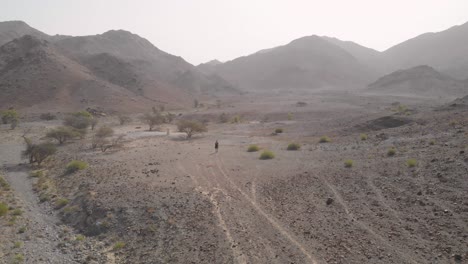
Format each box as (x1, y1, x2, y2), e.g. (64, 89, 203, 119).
(18, 226, 26, 233)
(387, 147, 396, 156)
(429, 140, 435, 146)
(0, 175, 10, 190)
(1, 109, 19, 124)
(0, 202, 8, 216)
(55, 198, 69, 208)
(113, 241, 125, 250)
(30, 170, 44, 178)
(76, 234, 85, 241)
(247, 145, 260, 152)
(13, 253, 24, 264)
(11, 209, 22, 216)
(344, 159, 354, 168)
(360, 134, 368, 141)
(406, 159, 417, 168)
(63, 206, 79, 214)
(13, 241, 23, 248)
(231, 115, 241, 124)
(319, 136, 331, 143)
(259, 150, 275, 160)
(275, 128, 283, 134)
(287, 143, 301, 151)
(66, 160, 88, 174)
(287, 113, 294, 120)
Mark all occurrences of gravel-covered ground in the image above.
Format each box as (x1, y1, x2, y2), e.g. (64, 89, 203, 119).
(1, 91, 467, 263)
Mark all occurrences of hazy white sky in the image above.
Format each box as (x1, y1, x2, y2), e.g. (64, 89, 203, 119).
(1, 0, 467, 64)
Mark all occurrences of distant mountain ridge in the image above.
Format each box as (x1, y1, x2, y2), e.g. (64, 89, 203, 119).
(1, 19, 468, 111)
(0, 21, 238, 112)
(208, 35, 378, 91)
(199, 21, 468, 93)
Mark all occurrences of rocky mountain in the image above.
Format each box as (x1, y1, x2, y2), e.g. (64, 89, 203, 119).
(0, 35, 154, 112)
(321, 36, 386, 72)
(383, 21, 468, 79)
(197, 59, 222, 75)
(0, 21, 50, 46)
(367, 65, 467, 99)
(209, 35, 377, 91)
(0, 22, 238, 112)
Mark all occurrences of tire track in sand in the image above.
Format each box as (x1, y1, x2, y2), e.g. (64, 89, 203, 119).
(319, 175, 419, 264)
(214, 155, 318, 264)
(177, 161, 247, 264)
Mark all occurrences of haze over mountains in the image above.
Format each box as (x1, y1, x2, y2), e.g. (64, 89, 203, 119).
(0, 21, 237, 112)
(0, 20, 467, 112)
(202, 21, 468, 94)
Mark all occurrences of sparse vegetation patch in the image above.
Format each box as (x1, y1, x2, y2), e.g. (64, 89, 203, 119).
(259, 150, 275, 160)
(406, 159, 418, 167)
(66, 160, 88, 174)
(344, 159, 354, 168)
(319, 136, 331, 143)
(247, 145, 260, 152)
(287, 143, 300, 151)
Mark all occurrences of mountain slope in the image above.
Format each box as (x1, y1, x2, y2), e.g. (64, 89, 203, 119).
(383, 21, 468, 79)
(212, 35, 377, 91)
(0, 21, 50, 46)
(0, 35, 153, 112)
(321, 36, 386, 72)
(367, 65, 467, 99)
(0, 22, 238, 112)
(55, 30, 238, 97)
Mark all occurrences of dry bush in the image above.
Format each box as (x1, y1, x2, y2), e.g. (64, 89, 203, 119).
(287, 143, 300, 150)
(140, 112, 165, 131)
(177, 120, 207, 139)
(46, 126, 80, 144)
(259, 150, 275, 160)
(118, 115, 132, 125)
(21, 139, 57, 166)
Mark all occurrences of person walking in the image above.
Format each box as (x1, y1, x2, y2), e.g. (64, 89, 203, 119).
(215, 140, 219, 153)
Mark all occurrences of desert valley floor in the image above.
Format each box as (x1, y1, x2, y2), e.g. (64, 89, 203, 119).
(1, 90, 467, 264)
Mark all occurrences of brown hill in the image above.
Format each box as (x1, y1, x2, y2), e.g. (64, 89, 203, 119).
(54, 30, 238, 99)
(367, 65, 467, 99)
(0, 35, 155, 113)
(383, 21, 468, 79)
(0, 21, 50, 46)
(0, 23, 238, 113)
(210, 35, 377, 92)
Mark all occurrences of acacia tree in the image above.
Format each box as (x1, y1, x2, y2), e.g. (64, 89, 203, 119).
(140, 113, 164, 131)
(46, 126, 79, 144)
(21, 137, 57, 166)
(177, 120, 207, 139)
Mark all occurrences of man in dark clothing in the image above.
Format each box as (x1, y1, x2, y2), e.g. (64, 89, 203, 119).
(215, 140, 219, 153)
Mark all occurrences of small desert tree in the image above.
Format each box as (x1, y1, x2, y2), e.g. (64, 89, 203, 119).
(90, 118, 98, 130)
(21, 140, 57, 166)
(117, 115, 132, 125)
(64, 111, 93, 130)
(140, 112, 164, 131)
(46, 126, 79, 144)
(92, 126, 114, 151)
(177, 120, 207, 139)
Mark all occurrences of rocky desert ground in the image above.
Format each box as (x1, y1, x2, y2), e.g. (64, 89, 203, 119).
(1, 90, 467, 264)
